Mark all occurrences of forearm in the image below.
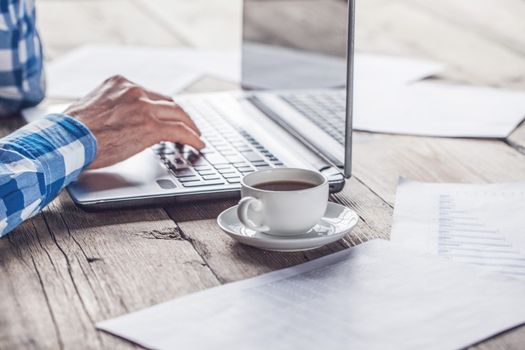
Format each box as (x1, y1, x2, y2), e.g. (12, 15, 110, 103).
(0, 114, 97, 236)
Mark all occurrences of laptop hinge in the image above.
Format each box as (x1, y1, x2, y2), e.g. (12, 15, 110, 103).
(247, 95, 344, 171)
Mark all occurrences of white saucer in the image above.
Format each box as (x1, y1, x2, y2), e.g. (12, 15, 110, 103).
(217, 202, 358, 252)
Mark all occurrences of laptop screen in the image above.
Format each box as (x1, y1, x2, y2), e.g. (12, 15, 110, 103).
(242, 0, 354, 178)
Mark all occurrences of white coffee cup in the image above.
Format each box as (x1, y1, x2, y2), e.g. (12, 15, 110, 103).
(237, 168, 329, 235)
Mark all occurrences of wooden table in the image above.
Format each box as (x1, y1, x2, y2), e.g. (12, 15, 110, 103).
(2, 0, 525, 348)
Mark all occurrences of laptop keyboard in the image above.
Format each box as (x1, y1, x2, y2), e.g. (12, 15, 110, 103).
(279, 91, 346, 144)
(152, 101, 284, 188)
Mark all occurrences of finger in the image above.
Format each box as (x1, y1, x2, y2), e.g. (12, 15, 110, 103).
(154, 120, 205, 150)
(149, 99, 201, 136)
(143, 89, 173, 102)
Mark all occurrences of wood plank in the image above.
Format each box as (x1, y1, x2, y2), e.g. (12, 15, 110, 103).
(400, 0, 525, 161)
(403, 0, 525, 61)
(350, 132, 525, 347)
(0, 116, 25, 138)
(132, 0, 242, 50)
(353, 132, 525, 205)
(165, 177, 392, 283)
(0, 192, 220, 349)
(35, 0, 187, 61)
(170, 0, 525, 345)
(469, 329, 525, 350)
(242, 0, 347, 57)
(166, 197, 348, 284)
(2, 0, 522, 349)
(356, 0, 525, 88)
(508, 123, 525, 155)
(3, 1, 226, 348)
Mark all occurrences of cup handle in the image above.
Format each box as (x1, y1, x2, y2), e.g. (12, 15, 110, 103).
(237, 196, 270, 232)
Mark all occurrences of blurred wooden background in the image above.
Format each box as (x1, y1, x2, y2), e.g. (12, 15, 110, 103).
(37, 0, 525, 88)
(1, 0, 524, 349)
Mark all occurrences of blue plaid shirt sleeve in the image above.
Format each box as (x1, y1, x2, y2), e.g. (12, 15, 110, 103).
(0, 114, 97, 237)
(0, 0, 45, 116)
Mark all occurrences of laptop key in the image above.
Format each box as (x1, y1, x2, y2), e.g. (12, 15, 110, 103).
(226, 178, 241, 184)
(214, 145, 230, 151)
(223, 173, 240, 179)
(236, 146, 252, 152)
(198, 170, 218, 176)
(164, 157, 189, 170)
(214, 164, 231, 169)
(172, 168, 196, 178)
(204, 153, 228, 165)
(178, 176, 201, 183)
(186, 153, 210, 167)
(255, 165, 272, 170)
(220, 151, 237, 157)
(181, 179, 225, 188)
(199, 147, 215, 154)
(202, 175, 221, 180)
(224, 155, 245, 164)
(240, 151, 264, 162)
(236, 166, 254, 172)
(218, 167, 236, 174)
(194, 165, 212, 171)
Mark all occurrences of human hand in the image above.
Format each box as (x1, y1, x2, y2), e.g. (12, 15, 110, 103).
(64, 75, 204, 169)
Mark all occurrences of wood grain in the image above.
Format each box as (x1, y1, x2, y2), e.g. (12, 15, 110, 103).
(36, 0, 186, 60)
(1, 192, 220, 349)
(164, 177, 392, 283)
(404, 0, 525, 62)
(132, 0, 242, 50)
(357, 0, 525, 87)
(2, 0, 525, 349)
(508, 123, 525, 155)
(353, 132, 525, 204)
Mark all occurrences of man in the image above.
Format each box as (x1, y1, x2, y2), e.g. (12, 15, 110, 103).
(0, 1, 204, 236)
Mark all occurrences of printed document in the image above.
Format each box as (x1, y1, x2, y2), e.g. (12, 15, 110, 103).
(97, 240, 525, 350)
(391, 178, 525, 278)
(353, 81, 525, 138)
(46, 45, 240, 98)
(243, 42, 442, 89)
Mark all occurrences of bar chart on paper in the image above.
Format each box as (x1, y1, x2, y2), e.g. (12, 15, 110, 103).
(438, 193, 525, 277)
(391, 179, 525, 278)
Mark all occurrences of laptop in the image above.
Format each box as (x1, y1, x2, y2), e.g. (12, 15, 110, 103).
(68, 0, 355, 210)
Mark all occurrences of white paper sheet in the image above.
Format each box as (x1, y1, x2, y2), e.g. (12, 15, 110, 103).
(39, 45, 525, 138)
(354, 81, 525, 138)
(391, 178, 525, 278)
(243, 42, 443, 90)
(97, 240, 525, 350)
(354, 54, 443, 85)
(46, 46, 241, 99)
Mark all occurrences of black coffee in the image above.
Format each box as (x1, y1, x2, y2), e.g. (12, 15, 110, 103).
(253, 181, 315, 191)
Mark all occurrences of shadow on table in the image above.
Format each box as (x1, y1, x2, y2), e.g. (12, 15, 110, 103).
(164, 197, 239, 222)
(50, 191, 239, 228)
(216, 239, 351, 276)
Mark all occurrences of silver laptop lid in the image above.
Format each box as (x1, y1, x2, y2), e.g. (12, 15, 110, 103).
(242, 0, 354, 178)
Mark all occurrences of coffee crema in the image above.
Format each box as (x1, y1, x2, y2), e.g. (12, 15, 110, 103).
(253, 180, 316, 192)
